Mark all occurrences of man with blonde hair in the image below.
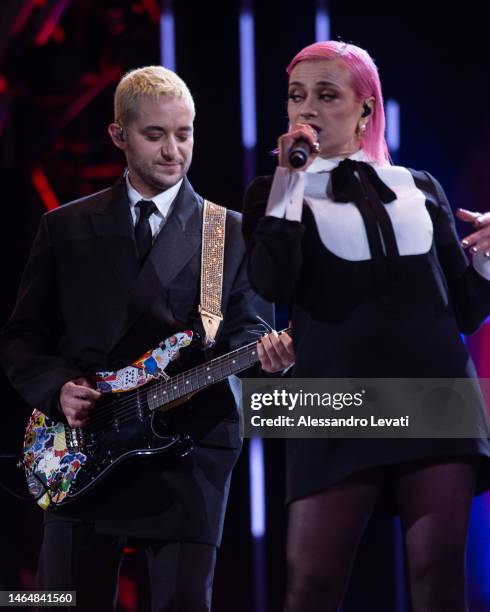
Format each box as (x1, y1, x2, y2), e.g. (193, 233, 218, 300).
(1, 65, 293, 610)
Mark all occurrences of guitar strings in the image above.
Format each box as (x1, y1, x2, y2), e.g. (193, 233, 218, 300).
(87, 327, 290, 425)
(83, 349, 258, 436)
(86, 338, 260, 421)
(85, 349, 254, 431)
(84, 357, 253, 436)
(87, 343, 256, 424)
(80, 328, 290, 436)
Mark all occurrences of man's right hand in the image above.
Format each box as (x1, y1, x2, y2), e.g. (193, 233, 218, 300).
(59, 377, 102, 428)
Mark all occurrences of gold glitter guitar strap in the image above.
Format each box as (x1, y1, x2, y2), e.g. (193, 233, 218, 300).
(199, 199, 226, 348)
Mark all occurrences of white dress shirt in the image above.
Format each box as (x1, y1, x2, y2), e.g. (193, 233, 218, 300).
(125, 172, 183, 240)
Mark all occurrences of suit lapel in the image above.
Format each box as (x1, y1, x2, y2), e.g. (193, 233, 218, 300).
(113, 176, 203, 344)
(144, 176, 202, 289)
(89, 176, 140, 291)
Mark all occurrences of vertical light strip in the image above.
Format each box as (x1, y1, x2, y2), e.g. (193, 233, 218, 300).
(239, 9, 257, 154)
(160, 0, 175, 71)
(467, 459, 490, 607)
(315, 0, 330, 42)
(240, 0, 263, 536)
(464, 329, 490, 607)
(249, 437, 265, 537)
(386, 99, 400, 153)
(239, 0, 263, 538)
(249, 436, 267, 612)
(239, 4, 267, 610)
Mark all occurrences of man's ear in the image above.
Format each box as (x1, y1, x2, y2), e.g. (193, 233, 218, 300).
(108, 123, 126, 150)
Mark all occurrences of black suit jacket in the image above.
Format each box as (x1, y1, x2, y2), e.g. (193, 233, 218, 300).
(0, 176, 273, 543)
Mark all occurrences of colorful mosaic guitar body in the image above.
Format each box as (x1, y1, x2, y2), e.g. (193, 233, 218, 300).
(22, 331, 194, 509)
(23, 410, 87, 509)
(20, 326, 272, 509)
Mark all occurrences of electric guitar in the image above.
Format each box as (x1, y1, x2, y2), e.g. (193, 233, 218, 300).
(21, 329, 287, 509)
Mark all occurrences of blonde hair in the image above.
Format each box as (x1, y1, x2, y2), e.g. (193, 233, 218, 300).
(114, 65, 195, 127)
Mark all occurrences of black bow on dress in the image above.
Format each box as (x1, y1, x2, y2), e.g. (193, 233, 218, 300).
(329, 158, 401, 287)
(330, 158, 397, 205)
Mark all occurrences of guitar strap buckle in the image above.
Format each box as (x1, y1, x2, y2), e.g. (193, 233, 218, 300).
(198, 307, 223, 349)
(199, 200, 226, 348)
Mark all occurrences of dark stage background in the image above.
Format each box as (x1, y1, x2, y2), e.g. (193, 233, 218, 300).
(0, 2, 489, 611)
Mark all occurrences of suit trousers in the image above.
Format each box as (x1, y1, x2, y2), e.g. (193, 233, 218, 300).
(36, 520, 217, 612)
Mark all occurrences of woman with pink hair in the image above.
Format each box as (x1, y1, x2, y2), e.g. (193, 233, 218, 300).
(243, 41, 490, 612)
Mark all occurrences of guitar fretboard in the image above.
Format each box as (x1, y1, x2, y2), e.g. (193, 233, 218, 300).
(145, 337, 265, 411)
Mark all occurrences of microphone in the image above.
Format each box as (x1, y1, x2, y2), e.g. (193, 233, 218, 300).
(288, 128, 319, 169)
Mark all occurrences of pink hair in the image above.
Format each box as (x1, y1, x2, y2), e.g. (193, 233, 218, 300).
(287, 41, 390, 164)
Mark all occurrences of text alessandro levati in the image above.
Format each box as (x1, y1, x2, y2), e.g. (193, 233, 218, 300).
(248, 390, 410, 428)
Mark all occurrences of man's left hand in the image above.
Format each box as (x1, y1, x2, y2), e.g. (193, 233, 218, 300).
(457, 209, 490, 257)
(257, 330, 295, 374)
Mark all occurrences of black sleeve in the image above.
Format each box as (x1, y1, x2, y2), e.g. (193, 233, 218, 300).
(217, 210, 274, 354)
(426, 171, 490, 334)
(242, 176, 305, 303)
(0, 213, 83, 418)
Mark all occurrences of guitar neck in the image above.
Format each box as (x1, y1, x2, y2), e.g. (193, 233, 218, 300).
(146, 329, 289, 411)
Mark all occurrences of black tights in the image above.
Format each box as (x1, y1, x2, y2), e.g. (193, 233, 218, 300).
(283, 457, 477, 612)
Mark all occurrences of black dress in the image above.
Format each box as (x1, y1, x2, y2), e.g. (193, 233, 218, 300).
(242, 150, 490, 508)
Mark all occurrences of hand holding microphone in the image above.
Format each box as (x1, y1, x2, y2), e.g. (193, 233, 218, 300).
(278, 123, 320, 171)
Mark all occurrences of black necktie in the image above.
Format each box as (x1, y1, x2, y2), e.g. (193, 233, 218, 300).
(134, 200, 157, 264)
